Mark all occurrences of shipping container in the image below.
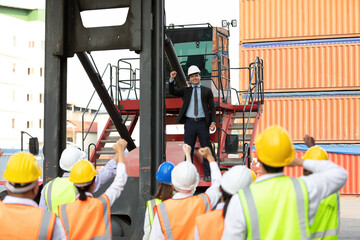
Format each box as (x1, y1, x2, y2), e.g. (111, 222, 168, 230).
(251, 150, 360, 195)
(240, 0, 360, 43)
(239, 39, 360, 92)
(256, 95, 360, 143)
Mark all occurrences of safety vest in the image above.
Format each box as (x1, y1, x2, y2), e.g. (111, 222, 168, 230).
(0, 201, 56, 240)
(146, 198, 162, 227)
(239, 176, 310, 240)
(59, 194, 112, 240)
(44, 177, 76, 216)
(195, 208, 224, 240)
(310, 192, 340, 240)
(155, 193, 211, 240)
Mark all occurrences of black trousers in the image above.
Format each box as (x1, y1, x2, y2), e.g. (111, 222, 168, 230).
(184, 118, 211, 177)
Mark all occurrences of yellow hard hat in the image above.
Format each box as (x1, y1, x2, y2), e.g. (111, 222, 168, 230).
(303, 146, 328, 160)
(3, 152, 41, 183)
(249, 169, 256, 182)
(255, 125, 295, 167)
(69, 159, 98, 184)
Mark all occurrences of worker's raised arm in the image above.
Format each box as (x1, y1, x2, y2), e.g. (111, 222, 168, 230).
(103, 139, 128, 206)
(199, 147, 215, 163)
(183, 143, 192, 162)
(199, 147, 221, 209)
(113, 139, 127, 163)
(169, 70, 185, 96)
(290, 157, 348, 222)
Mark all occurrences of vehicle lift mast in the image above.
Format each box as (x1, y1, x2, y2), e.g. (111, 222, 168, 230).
(44, 1, 165, 238)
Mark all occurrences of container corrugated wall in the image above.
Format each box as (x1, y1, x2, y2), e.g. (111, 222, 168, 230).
(252, 151, 360, 195)
(256, 96, 360, 143)
(239, 40, 360, 92)
(240, 0, 360, 43)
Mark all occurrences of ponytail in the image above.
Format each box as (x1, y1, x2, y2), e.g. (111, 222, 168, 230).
(75, 178, 95, 201)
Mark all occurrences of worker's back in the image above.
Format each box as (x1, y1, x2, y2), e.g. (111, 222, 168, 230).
(156, 194, 210, 240)
(238, 176, 310, 239)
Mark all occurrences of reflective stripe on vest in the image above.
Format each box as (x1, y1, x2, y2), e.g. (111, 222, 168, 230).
(60, 194, 112, 240)
(0, 202, 56, 240)
(158, 202, 174, 240)
(44, 177, 76, 216)
(38, 210, 53, 239)
(157, 194, 211, 240)
(239, 177, 310, 240)
(310, 192, 340, 239)
(199, 194, 211, 213)
(147, 198, 162, 227)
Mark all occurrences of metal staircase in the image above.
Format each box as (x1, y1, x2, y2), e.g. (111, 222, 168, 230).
(83, 56, 263, 172)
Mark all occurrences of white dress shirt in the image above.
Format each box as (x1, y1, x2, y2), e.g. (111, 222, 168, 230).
(39, 159, 118, 210)
(149, 161, 222, 240)
(3, 195, 66, 240)
(222, 160, 348, 239)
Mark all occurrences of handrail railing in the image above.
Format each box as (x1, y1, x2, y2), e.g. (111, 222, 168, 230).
(82, 63, 116, 150)
(241, 57, 264, 167)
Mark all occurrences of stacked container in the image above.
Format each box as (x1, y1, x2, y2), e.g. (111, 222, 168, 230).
(239, 0, 360, 194)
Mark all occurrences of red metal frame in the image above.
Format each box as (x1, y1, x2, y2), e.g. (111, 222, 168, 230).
(90, 117, 113, 163)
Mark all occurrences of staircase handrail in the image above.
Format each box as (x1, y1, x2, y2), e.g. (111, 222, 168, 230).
(241, 57, 264, 166)
(81, 63, 117, 150)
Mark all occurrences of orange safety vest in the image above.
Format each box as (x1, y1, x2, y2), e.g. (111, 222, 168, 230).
(195, 209, 224, 240)
(59, 194, 112, 240)
(0, 201, 56, 240)
(155, 193, 211, 240)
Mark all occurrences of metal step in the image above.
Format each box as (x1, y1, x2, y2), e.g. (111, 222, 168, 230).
(219, 158, 244, 166)
(232, 112, 257, 119)
(94, 159, 110, 166)
(96, 150, 116, 155)
(237, 134, 252, 141)
(100, 136, 121, 143)
(222, 149, 246, 154)
(229, 123, 254, 130)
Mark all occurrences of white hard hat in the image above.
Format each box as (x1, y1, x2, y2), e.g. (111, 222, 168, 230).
(171, 161, 199, 191)
(59, 146, 87, 171)
(187, 65, 201, 76)
(221, 165, 252, 195)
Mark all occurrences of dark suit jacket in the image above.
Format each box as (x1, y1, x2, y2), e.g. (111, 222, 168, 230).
(169, 81, 216, 127)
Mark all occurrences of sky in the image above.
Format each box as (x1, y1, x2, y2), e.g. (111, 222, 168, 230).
(66, 0, 240, 108)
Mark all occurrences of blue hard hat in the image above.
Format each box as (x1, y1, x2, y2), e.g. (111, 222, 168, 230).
(156, 162, 175, 184)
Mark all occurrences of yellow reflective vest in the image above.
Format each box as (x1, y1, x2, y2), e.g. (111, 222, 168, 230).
(44, 177, 76, 216)
(239, 176, 310, 240)
(310, 192, 340, 240)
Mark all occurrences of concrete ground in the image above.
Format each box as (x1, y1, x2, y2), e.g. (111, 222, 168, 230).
(339, 196, 360, 239)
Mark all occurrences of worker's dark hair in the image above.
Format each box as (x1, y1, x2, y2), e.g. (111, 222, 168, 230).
(221, 186, 235, 218)
(76, 178, 95, 201)
(154, 182, 173, 201)
(261, 161, 284, 173)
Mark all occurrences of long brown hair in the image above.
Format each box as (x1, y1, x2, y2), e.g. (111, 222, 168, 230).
(154, 182, 173, 201)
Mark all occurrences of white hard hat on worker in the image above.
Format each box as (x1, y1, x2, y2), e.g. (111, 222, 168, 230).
(59, 146, 87, 171)
(188, 65, 201, 76)
(221, 165, 253, 195)
(171, 161, 199, 193)
(187, 65, 201, 86)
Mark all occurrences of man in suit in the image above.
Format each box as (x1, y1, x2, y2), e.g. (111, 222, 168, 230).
(169, 65, 216, 181)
